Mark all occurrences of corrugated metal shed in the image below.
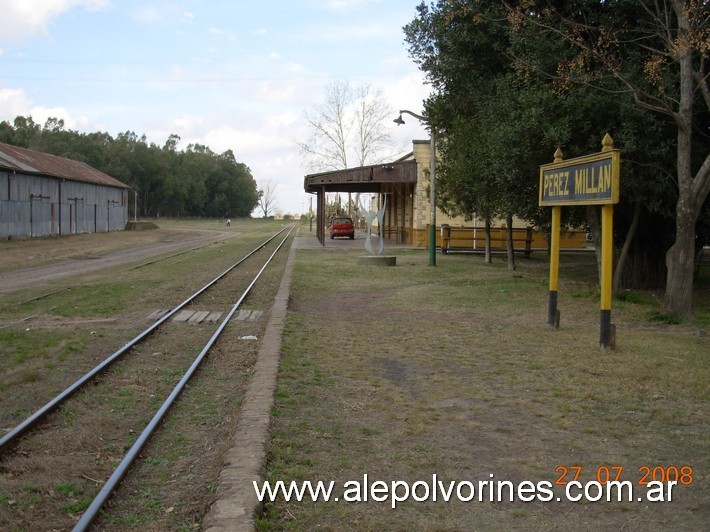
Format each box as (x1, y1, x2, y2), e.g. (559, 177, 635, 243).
(0, 141, 129, 189)
(0, 142, 129, 239)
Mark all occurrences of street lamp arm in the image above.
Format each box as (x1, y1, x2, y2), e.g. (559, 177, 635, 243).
(398, 109, 429, 122)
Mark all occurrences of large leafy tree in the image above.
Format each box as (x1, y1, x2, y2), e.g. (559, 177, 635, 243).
(405, 1, 583, 269)
(405, 0, 708, 318)
(503, 0, 710, 318)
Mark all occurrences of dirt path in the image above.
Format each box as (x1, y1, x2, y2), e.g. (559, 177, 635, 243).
(0, 224, 235, 294)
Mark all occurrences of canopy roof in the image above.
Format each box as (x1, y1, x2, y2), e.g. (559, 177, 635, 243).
(304, 159, 417, 194)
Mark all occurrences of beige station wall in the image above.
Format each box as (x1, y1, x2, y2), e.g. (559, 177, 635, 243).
(407, 140, 533, 247)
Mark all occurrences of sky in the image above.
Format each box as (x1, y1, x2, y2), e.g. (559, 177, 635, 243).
(0, 0, 431, 216)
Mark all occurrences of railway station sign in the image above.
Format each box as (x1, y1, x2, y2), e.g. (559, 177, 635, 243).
(539, 150, 620, 206)
(539, 133, 621, 350)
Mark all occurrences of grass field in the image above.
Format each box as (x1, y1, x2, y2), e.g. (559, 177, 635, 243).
(259, 234, 709, 530)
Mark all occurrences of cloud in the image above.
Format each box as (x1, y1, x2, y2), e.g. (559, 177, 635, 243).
(0, 0, 109, 42)
(28, 106, 92, 130)
(0, 86, 93, 130)
(382, 71, 430, 112)
(246, 78, 319, 106)
(0, 87, 32, 119)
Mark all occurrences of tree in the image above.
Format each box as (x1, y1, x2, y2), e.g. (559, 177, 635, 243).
(405, 1, 568, 269)
(503, 0, 710, 318)
(298, 80, 395, 172)
(215, 150, 258, 217)
(11, 115, 40, 148)
(257, 180, 278, 218)
(405, 0, 708, 318)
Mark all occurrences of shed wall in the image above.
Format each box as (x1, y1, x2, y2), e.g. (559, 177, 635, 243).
(0, 171, 128, 239)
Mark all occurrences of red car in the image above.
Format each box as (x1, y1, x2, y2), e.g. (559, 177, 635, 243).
(329, 216, 355, 239)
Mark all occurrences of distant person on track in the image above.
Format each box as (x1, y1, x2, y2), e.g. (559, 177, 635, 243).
(226, 218, 231, 227)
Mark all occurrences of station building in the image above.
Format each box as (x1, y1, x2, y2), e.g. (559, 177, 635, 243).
(304, 139, 585, 251)
(0, 142, 129, 240)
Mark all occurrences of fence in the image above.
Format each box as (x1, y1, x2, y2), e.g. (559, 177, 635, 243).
(440, 225, 586, 254)
(400, 225, 587, 252)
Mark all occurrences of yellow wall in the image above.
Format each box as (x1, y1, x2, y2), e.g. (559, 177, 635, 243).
(380, 140, 586, 250)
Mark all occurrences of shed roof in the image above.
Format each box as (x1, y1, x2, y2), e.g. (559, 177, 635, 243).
(0, 141, 129, 189)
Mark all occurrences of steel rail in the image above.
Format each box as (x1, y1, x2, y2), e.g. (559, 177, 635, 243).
(73, 224, 295, 531)
(0, 226, 289, 452)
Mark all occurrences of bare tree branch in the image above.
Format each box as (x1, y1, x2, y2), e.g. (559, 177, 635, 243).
(298, 81, 395, 172)
(257, 179, 278, 218)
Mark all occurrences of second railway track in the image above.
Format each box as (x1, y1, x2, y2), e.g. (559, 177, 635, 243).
(0, 223, 296, 530)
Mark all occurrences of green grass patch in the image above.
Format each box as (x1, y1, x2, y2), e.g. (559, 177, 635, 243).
(55, 483, 82, 496)
(616, 290, 640, 303)
(52, 283, 132, 318)
(67, 497, 96, 518)
(0, 330, 87, 373)
(648, 311, 682, 325)
(110, 389, 135, 414)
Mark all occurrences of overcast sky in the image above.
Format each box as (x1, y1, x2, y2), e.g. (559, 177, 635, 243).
(0, 0, 431, 215)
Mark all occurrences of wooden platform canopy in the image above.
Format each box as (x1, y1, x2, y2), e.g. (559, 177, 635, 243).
(304, 159, 417, 245)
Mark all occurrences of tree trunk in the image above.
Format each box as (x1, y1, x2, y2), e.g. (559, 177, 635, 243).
(613, 202, 641, 294)
(484, 219, 492, 264)
(662, 2, 706, 319)
(506, 213, 515, 271)
(663, 198, 697, 318)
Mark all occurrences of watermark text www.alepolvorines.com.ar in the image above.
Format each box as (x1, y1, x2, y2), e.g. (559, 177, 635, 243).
(254, 473, 682, 509)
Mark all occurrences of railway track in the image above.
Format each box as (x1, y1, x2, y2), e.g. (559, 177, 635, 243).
(0, 225, 295, 530)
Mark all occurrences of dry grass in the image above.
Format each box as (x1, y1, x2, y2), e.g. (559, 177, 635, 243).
(261, 242, 709, 530)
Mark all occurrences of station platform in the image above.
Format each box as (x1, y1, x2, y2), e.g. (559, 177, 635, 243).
(293, 230, 418, 251)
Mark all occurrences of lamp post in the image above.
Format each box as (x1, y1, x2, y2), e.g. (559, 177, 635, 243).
(394, 109, 436, 266)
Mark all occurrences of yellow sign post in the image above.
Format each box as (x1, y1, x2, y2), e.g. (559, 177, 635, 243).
(539, 134, 620, 349)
